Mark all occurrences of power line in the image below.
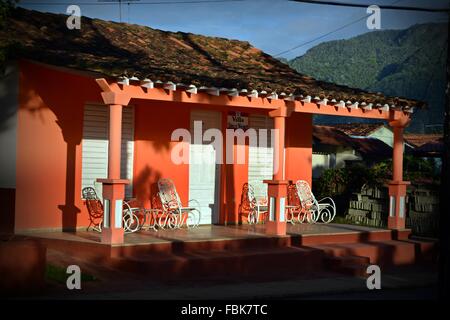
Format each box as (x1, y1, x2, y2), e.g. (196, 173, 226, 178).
(274, 14, 368, 56)
(274, 0, 449, 57)
(290, 0, 450, 13)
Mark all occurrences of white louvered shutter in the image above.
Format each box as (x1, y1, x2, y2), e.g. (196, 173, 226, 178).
(248, 114, 274, 200)
(81, 104, 134, 199)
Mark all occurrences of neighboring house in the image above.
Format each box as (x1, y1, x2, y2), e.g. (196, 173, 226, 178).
(0, 8, 421, 239)
(404, 134, 444, 174)
(312, 126, 358, 178)
(404, 134, 444, 157)
(329, 123, 395, 147)
(312, 125, 392, 178)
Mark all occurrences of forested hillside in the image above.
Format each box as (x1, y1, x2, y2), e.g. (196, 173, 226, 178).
(288, 23, 447, 133)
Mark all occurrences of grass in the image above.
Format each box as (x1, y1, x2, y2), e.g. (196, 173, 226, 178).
(45, 264, 97, 284)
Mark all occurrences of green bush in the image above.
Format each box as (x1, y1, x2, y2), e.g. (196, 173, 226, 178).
(315, 162, 389, 201)
(314, 157, 440, 217)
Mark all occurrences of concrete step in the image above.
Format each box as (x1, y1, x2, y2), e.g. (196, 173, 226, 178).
(33, 233, 293, 259)
(107, 246, 325, 282)
(291, 229, 393, 246)
(310, 239, 435, 267)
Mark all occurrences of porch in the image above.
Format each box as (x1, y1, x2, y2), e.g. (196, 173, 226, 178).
(19, 223, 414, 259)
(93, 76, 413, 244)
(18, 223, 435, 283)
(21, 223, 397, 248)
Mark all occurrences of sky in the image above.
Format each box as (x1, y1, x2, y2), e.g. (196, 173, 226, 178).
(19, 0, 450, 59)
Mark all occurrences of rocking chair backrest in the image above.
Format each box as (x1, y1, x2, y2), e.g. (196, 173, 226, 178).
(82, 187, 104, 219)
(239, 183, 257, 211)
(295, 180, 317, 209)
(287, 182, 301, 207)
(247, 184, 257, 205)
(158, 178, 182, 210)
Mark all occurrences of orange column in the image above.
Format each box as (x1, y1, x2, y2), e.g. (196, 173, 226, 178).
(273, 116, 285, 180)
(97, 103, 129, 244)
(264, 111, 289, 236)
(108, 104, 123, 179)
(388, 123, 409, 230)
(392, 125, 404, 182)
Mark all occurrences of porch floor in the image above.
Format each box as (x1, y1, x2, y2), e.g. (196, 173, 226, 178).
(18, 223, 389, 246)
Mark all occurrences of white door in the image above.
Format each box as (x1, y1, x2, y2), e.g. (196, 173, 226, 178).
(189, 110, 221, 225)
(248, 114, 274, 200)
(81, 104, 134, 199)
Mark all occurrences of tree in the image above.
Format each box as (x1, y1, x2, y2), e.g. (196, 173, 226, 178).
(0, 1, 17, 26)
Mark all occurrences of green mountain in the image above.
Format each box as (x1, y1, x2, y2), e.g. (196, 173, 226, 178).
(288, 23, 448, 133)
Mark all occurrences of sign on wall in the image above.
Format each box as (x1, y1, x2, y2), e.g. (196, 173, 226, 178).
(227, 111, 249, 130)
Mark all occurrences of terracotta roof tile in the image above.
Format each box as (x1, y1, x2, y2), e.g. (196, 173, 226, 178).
(349, 137, 392, 158)
(404, 134, 444, 148)
(0, 8, 424, 109)
(325, 123, 388, 136)
(314, 125, 392, 158)
(313, 125, 355, 147)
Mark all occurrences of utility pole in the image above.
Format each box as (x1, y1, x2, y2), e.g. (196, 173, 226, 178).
(98, 0, 140, 23)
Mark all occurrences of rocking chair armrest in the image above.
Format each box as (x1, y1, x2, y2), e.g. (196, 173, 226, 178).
(180, 207, 197, 212)
(163, 199, 179, 209)
(187, 199, 201, 208)
(122, 201, 133, 212)
(317, 197, 336, 206)
(256, 203, 268, 213)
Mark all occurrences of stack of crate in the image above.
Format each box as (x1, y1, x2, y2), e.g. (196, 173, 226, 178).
(406, 185, 440, 236)
(345, 183, 439, 236)
(346, 185, 389, 227)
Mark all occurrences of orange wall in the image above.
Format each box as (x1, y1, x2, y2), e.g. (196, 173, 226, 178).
(285, 113, 313, 186)
(15, 60, 101, 231)
(14, 60, 313, 231)
(133, 100, 190, 208)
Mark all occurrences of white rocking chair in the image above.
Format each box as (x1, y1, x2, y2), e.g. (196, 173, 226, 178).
(295, 180, 336, 224)
(238, 183, 268, 225)
(82, 186, 141, 233)
(157, 178, 201, 228)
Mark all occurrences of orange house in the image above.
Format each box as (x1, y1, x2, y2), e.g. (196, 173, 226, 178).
(0, 8, 423, 243)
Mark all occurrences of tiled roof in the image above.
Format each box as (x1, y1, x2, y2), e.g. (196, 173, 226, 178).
(350, 137, 392, 158)
(0, 8, 424, 110)
(414, 140, 444, 156)
(325, 123, 388, 137)
(313, 125, 355, 147)
(313, 125, 392, 158)
(404, 134, 444, 148)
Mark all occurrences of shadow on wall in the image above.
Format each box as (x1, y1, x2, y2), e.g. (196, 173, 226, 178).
(0, 64, 18, 133)
(0, 63, 19, 233)
(133, 165, 162, 209)
(17, 61, 102, 231)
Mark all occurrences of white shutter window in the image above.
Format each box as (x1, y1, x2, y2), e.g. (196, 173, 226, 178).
(248, 114, 274, 201)
(189, 110, 222, 225)
(81, 104, 134, 199)
(312, 153, 330, 179)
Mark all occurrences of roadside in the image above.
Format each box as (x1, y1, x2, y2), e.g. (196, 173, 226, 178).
(23, 263, 437, 300)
